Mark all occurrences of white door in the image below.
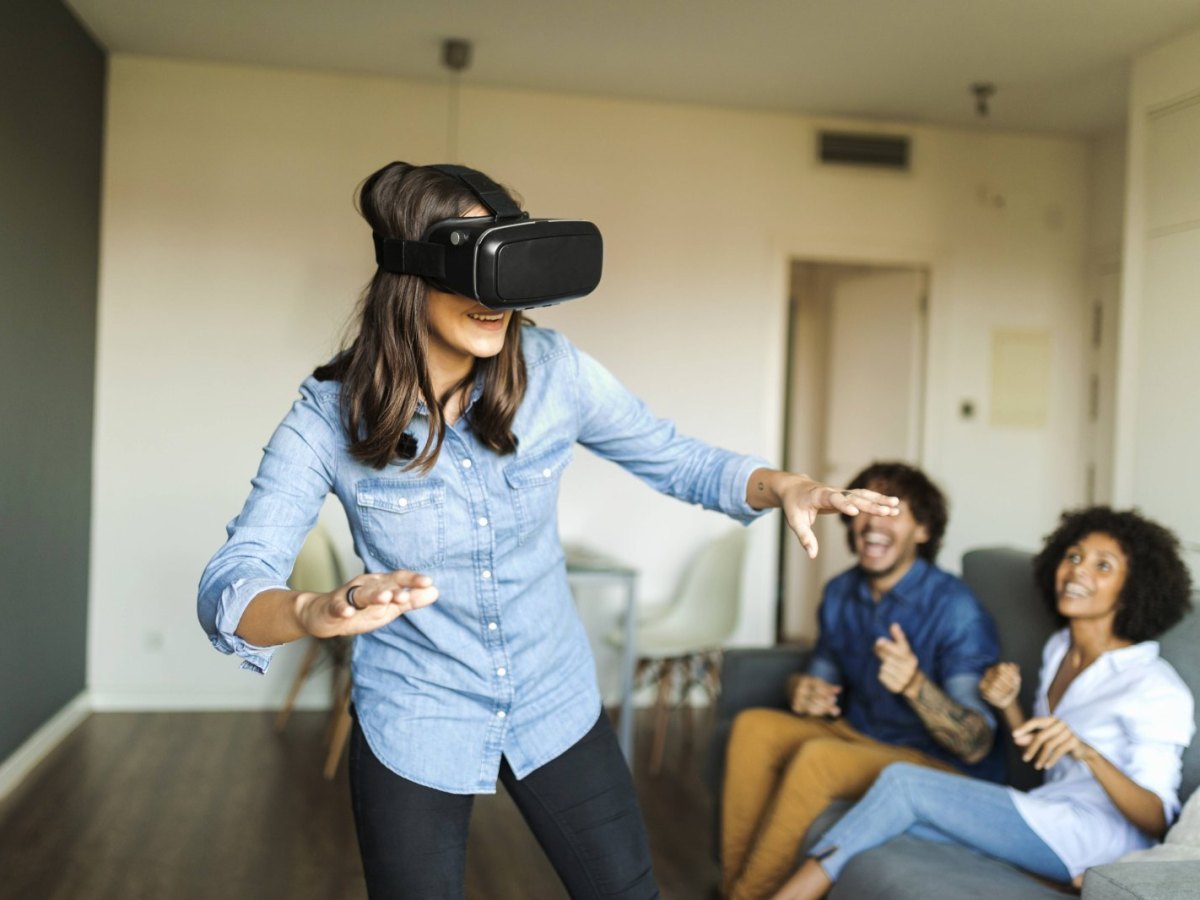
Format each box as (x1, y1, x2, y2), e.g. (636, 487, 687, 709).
(1128, 93, 1200, 572)
(782, 264, 927, 640)
(814, 269, 927, 587)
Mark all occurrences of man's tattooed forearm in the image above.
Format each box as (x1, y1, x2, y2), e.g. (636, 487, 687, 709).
(909, 679, 993, 763)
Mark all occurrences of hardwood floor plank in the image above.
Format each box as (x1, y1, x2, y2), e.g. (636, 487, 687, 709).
(0, 708, 718, 899)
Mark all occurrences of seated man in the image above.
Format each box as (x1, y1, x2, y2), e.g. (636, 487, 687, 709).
(721, 462, 1004, 900)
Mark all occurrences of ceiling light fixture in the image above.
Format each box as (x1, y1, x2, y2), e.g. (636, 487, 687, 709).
(970, 82, 996, 118)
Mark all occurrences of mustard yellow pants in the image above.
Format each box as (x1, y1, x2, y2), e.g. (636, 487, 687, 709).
(721, 709, 955, 900)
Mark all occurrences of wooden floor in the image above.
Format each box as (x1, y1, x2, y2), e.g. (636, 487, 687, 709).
(0, 707, 719, 900)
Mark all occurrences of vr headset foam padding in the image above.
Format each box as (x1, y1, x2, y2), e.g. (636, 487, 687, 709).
(372, 164, 603, 309)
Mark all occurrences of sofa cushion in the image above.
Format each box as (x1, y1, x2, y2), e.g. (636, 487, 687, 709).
(1155, 605, 1200, 804)
(962, 547, 1059, 791)
(708, 645, 808, 800)
(831, 837, 1074, 899)
(1082, 861, 1200, 899)
(803, 802, 1070, 899)
(1120, 786, 1200, 863)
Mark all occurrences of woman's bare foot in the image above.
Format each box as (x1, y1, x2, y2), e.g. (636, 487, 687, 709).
(769, 858, 834, 900)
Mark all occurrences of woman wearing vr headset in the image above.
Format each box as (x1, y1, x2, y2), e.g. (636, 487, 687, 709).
(198, 161, 900, 899)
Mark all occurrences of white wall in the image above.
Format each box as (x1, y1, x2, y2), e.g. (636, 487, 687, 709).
(1083, 131, 1126, 506)
(1115, 26, 1200, 574)
(90, 56, 1091, 708)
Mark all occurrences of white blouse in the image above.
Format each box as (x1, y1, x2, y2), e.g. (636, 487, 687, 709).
(1010, 629, 1194, 878)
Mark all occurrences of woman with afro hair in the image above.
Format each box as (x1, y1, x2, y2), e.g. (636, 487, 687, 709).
(770, 506, 1194, 899)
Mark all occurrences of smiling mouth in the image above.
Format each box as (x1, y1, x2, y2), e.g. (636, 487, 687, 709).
(1061, 582, 1089, 599)
(467, 311, 504, 322)
(860, 531, 893, 557)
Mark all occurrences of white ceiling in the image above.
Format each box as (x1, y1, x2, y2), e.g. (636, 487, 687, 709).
(65, 0, 1200, 136)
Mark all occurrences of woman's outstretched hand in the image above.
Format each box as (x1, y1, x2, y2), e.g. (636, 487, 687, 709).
(748, 469, 900, 558)
(1012, 716, 1092, 771)
(298, 571, 439, 638)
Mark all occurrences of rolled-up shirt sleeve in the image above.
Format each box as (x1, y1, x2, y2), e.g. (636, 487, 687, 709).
(197, 380, 339, 673)
(1118, 674, 1195, 823)
(569, 342, 770, 524)
(805, 654, 842, 686)
(943, 673, 996, 729)
(932, 587, 1001, 729)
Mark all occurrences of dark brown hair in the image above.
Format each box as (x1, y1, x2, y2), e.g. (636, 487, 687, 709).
(840, 461, 949, 562)
(314, 162, 527, 471)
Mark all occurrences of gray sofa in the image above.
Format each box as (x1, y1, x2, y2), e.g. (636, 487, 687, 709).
(709, 547, 1200, 898)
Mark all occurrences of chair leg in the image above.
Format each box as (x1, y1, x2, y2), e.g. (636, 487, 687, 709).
(323, 658, 350, 745)
(680, 651, 721, 761)
(649, 658, 676, 776)
(616, 657, 652, 732)
(323, 678, 353, 780)
(704, 649, 723, 694)
(701, 650, 722, 734)
(276, 637, 321, 732)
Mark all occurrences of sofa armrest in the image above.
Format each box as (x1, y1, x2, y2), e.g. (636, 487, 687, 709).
(706, 644, 811, 860)
(716, 644, 812, 726)
(1083, 861, 1200, 899)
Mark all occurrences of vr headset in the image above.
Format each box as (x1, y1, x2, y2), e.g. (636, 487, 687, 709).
(372, 164, 603, 310)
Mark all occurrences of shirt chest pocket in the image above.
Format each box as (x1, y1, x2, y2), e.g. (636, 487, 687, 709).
(503, 441, 573, 544)
(356, 478, 446, 571)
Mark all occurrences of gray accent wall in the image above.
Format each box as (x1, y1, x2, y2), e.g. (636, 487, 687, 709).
(0, 1, 105, 760)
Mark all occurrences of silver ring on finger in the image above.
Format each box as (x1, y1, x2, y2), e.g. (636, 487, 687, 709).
(346, 586, 362, 610)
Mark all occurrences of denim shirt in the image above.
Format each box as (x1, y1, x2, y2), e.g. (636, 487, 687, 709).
(198, 326, 768, 793)
(807, 558, 1006, 782)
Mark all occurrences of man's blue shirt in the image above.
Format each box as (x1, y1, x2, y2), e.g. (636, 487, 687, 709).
(807, 557, 1006, 782)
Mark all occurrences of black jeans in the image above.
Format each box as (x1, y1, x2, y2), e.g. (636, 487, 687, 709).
(349, 711, 660, 899)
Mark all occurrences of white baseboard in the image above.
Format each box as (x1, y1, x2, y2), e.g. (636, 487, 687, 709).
(87, 691, 333, 712)
(0, 692, 92, 803)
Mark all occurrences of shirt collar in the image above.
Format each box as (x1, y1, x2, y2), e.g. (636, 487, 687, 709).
(1105, 640, 1160, 671)
(414, 373, 485, 418)
(852, 556, 931, 604)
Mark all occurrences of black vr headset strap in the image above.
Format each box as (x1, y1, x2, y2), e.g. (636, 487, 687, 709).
(373, 164, 524, 277)
(373, 233, 445, 279)
(429, 164, 526, 221)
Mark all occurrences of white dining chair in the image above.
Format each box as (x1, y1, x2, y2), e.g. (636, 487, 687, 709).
(609, 528, 747, 775)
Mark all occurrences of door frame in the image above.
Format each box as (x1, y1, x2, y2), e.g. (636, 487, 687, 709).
(776, 257, 932, 643)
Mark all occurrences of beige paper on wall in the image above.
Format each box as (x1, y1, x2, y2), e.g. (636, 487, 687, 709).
(990, 329, 1051, 427)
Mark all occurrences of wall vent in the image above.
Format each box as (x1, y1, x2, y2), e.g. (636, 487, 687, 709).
(818, 131, 910, 170)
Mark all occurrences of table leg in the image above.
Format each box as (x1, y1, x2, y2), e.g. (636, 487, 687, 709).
(618, 574, 637, 764)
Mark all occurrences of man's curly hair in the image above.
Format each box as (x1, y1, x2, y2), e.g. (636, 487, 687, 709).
(840, 462, 948, 562)
(1032, 506, 1193, 642)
